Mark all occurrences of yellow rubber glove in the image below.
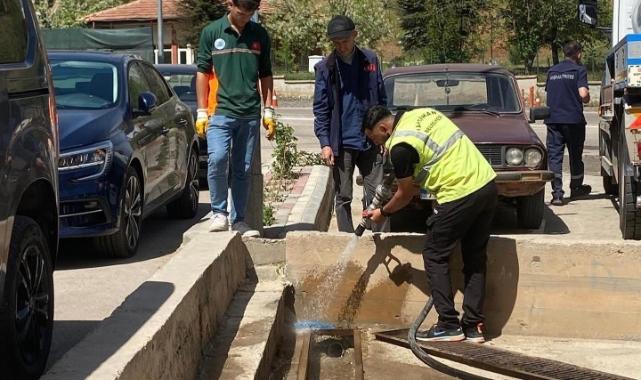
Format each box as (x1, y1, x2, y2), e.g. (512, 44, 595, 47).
(195, 108, 209, 138)
(262, 106, 276, 140)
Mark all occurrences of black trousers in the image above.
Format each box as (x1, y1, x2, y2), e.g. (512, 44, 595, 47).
(333, 147, 387, 233)
(423, 181, 498, 330)
(546, 123, 586, 197)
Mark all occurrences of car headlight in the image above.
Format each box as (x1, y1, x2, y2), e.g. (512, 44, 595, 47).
(59, 141, 113, 180)
(505, 147, 524, 166)
(524, 148, 543, 168)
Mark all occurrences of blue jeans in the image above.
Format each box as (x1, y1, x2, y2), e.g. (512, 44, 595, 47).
(207, 115, 259, 224)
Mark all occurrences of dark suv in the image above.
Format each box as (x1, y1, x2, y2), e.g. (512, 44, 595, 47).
(0, 0, 59, 378)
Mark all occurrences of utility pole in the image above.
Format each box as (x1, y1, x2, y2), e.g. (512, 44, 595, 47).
(157, 0, 163, 63)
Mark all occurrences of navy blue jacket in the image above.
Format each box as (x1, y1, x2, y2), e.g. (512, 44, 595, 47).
(545, 59, 589, 125)
(313, 47, 387, 154)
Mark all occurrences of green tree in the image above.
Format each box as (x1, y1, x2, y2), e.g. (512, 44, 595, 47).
(325, 0, 396, 50)
(502, 0, 542, 72)
(34, 0, 133, 28)
(178, 0, 227, 45)
(264, 0, 397, 72)
(396, 0, 488, 63)
(502, 0, 612, 72)
(263, 0, 326, 72)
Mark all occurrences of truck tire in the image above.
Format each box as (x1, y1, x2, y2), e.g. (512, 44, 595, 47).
(0, 216, 54, 380)
(516, 189, 544, 229)
(618, 148, 641, 239)
(602, 169, 618, 196)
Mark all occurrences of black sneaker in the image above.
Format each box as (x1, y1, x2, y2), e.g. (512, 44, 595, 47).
(570, 184, 592, 199)
(550, 195, 564, 206)
(463, 323, 486, 343)
(415, 324, 464, 342)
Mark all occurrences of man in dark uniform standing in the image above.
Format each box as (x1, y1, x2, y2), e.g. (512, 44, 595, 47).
(545, 41, 591, 206)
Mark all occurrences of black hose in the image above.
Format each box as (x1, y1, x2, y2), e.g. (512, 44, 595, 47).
(408, 297, 491, 380)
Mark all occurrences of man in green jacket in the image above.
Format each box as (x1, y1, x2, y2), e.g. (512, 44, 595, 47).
(363, 105, 497, 343)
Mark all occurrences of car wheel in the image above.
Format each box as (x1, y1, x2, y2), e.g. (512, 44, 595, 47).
(95, 167, 143, 258)
(0, 216, 54, 380)
(516, 189, 544, 229)
(617, 145, 641, 239)
(602, 168, 618, 196)
(167, 149, 199, 219)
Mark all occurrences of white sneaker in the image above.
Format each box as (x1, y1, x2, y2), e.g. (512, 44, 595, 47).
(231, 221, 260, 237)
(209, 213, 229, 232)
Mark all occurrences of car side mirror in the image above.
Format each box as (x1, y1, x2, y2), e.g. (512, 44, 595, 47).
(529, 106, 550, 123)
(139, 92, 157, 114)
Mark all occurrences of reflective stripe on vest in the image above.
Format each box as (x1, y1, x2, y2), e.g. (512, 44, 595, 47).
(393, 129, 465, 184)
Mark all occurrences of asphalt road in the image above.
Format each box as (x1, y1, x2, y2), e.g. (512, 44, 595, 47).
(274, 106, 600, 151)
(270, 105, 601, 170)
(49, 193, 212, 370)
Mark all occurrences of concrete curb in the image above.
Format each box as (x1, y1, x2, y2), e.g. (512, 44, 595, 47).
(285, 165, 333, 233)
(43, 232, 250, 380)
(264, 165, 334, 238)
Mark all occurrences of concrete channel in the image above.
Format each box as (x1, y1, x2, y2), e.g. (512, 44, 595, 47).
(42, 168, 641, 379)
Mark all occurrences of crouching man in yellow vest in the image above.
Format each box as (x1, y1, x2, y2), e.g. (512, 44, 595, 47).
(363, 105, 497, 343)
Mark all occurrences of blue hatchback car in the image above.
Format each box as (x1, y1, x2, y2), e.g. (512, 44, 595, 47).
(50, 51, 199, 258)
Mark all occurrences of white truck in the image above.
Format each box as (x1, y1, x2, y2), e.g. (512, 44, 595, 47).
(587, 0, 641, 238)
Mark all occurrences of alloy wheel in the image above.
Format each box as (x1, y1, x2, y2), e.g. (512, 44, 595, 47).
(15, 242, 51, 366)
(123, 175, 142, 250)
(187, 152, 199, 212)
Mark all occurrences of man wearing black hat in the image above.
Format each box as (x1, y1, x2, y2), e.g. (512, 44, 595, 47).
(313, 15, 388, 233)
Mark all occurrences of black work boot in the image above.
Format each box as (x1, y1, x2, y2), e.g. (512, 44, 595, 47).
(570, 184, 592, 199)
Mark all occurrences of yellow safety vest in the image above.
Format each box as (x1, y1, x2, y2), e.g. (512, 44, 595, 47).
(385, 108, 496, 204)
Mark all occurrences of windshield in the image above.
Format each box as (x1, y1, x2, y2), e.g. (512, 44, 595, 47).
(161, 73, 196, 102)
(50, 60, 119, 110)
(384, 72, 521, 113)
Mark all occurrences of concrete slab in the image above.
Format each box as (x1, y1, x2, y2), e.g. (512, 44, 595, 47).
(43, 232, 250, 380)
(285, 232, 641, 341)
(198, 280, 294, 380)
(243, 238, 286, 265)
(366, 332, 641, 380)
(486, 335, 641, 379)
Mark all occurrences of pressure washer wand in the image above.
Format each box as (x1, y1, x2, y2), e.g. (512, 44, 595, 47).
(354, 169, 395, 237)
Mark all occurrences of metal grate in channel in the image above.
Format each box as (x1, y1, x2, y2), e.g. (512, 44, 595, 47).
(375, 329, 635, 380)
